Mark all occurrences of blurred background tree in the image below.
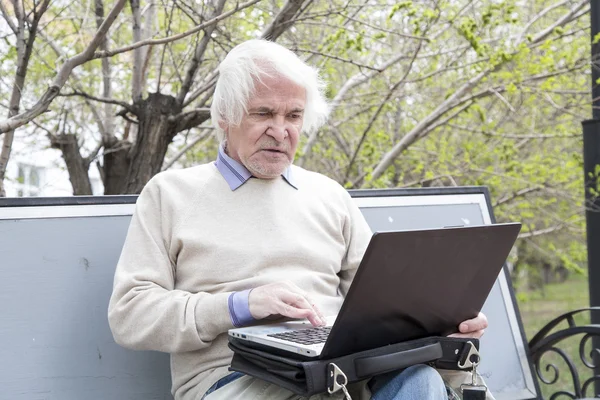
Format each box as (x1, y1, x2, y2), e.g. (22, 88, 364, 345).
(0, 0, 592, 288)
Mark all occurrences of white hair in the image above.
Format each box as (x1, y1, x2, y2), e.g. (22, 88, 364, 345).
(211, 39, 330, 141)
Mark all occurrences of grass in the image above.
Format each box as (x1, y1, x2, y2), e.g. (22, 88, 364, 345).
(516, 274, 595, 399)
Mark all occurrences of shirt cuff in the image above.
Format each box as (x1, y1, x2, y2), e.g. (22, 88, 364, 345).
(228, 289, 255, 328)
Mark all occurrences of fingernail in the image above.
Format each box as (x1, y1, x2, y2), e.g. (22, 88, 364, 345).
(460, 323, 468, 332)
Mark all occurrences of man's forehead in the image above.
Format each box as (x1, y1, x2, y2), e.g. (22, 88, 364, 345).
(247, 81, 306, 109)
(252, 74, 305, 93)
(248, 105, 305, 112)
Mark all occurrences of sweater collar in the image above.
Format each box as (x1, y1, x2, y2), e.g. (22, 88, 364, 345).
(215, 144, 297, 191)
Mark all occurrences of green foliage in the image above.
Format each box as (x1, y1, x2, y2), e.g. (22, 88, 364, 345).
(388, 2, 413, 20)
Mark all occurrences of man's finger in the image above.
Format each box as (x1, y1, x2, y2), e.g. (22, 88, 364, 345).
(278, 291, 325, 326)
(310, 302, 326, 325)
(459, 312, 488, 333)
(449, 329, 485, 339)
(275, 301, 313, 320)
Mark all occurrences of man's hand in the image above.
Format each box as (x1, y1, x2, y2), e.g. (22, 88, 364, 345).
(449, 312, 488, 339)
(248, 281, 326, 327)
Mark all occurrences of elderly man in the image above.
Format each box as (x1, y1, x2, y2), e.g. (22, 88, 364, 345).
(108, 39, 487, 400)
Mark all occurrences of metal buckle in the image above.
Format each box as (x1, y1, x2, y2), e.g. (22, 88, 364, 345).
(327, 363, 352, 399)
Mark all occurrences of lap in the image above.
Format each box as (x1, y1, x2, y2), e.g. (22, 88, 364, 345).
(202, 374, 348, 400)
(202, 365, 446, 400)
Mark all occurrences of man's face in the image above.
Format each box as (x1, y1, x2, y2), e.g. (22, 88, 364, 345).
(222, 75, 306, 179)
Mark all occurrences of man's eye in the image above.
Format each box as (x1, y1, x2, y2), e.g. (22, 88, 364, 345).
(289, 114, 302, 119)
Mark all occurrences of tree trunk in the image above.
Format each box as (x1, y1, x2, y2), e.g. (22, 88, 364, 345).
(102, 137, 132, 195)
(50, 134, 93, 195)
(124, 93, 181, 193)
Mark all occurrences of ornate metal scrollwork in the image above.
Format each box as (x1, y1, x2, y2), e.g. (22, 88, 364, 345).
(549, 390, 577, 400)
(528, 307, 600, 399)
(534, 347, 579, 398)
(580, 333, 600, 369)
(581, 375, 600, 398)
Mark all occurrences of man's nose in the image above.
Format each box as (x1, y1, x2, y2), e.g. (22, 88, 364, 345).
(267, 116, 288, 141)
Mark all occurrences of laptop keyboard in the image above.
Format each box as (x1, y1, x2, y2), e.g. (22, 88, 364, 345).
(267, 326, 331, 345)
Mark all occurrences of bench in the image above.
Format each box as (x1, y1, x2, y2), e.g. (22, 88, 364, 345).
(0, 187, 595, 399)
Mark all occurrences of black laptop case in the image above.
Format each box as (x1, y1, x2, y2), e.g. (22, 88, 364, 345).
(228, 335, 479, 397)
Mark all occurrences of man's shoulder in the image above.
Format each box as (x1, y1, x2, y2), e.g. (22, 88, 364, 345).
(291, 165, 350, 197)
(147, 163, 218, 187)
(140, 163, 222, 200)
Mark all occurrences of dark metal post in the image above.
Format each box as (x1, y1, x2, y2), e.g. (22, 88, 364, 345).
(593, 1, 600, 120)
(585, 1, 600, 396)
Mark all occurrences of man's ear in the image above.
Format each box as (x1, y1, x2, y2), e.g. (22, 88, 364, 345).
(218, 120, 228, 133)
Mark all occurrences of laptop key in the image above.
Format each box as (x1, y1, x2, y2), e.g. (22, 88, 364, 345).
(268, 326, 332, 344)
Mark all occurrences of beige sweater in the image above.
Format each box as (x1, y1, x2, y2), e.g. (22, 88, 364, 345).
(107, 163, 373, 399)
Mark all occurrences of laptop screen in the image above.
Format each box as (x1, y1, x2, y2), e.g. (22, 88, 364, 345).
(351, 188, 539, 400)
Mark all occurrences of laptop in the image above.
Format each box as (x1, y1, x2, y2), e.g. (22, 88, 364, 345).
(228, 223, 521, 359)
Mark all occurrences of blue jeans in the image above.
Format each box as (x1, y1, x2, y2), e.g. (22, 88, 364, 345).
(203, 364, 447, 399)
(201, 371, 245, 399)
(369, 364, 448, 400)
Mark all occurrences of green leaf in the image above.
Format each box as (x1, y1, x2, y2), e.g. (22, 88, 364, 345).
(388, 1, 412, 20)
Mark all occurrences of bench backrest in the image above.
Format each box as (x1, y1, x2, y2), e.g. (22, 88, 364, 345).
(0, 188, 541, 400)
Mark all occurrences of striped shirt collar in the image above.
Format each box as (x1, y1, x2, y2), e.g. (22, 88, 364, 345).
(215, 144, 297, 191)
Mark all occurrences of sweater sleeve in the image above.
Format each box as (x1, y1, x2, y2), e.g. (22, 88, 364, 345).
(338, 193, 372, 297)
(107, 176, 234, 353)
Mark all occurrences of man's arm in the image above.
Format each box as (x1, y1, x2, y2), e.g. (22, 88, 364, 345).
(337, 193, 373, 297)
(108, 177, 233, 353)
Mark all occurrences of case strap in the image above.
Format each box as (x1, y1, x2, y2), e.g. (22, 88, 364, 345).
(354, 342, 443, 378)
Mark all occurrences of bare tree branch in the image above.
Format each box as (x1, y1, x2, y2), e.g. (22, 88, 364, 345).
(130, 0, 143, 101)
(0, 1, 17, 34)
(519, 225, 565, 239)
(292, 48, 383, 71)
(344, 42, 422, 184)
(27, 16, 111, 141)
(156, 1, 176, 91)
(469, 167, 580, 203)
(176, 0, 226, 104)
(92, 0, 261, 60)
(182, 72, 219, 108)
(495, 187, 543, 207)
(528, 0, 588, 44)
(400, 173, 460, 188)
(454, 58, 588, 107)
(0, 0, 128, 134)
(298, 51, 414, 163)
(94, 0, 114, 138)
(140, 0, 157, 95)
(542, 92, 588, 120)
(0, 0, 51, 195)
(60, 90, 135, 114)
(446, 123, 581, 139)
(84, 141, 104, 167)
(517, 0, 574, 43)
(261, 0, 308, 40)
(337, 11, 430, 41)
(161, 128, 213, 171)
(169, 107, 212, 133)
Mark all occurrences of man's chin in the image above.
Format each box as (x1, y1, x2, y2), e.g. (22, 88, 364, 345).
(252, 169, 286, 179)
(246, 162, 289, 179)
